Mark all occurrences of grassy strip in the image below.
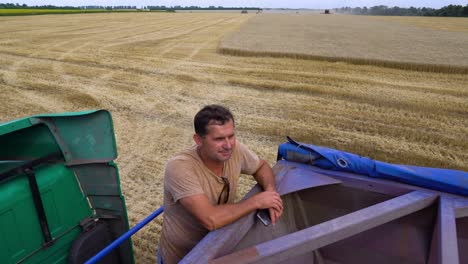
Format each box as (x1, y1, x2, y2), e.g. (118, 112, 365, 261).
(0, 9, 167, 16)
(0, 9, 105, 16)
(218, 47, 468, 75)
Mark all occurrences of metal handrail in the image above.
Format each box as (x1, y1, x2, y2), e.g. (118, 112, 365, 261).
(85, 206, 164, 264)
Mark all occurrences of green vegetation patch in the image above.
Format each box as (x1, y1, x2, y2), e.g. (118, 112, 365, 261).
(0, 8, 152, 16)
(0, 8, 104, 16)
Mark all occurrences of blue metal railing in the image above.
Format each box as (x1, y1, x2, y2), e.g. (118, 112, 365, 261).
(85, 206, 164, 264)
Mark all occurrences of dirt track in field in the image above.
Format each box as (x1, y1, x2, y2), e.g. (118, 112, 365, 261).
(0, 12, 467, 263)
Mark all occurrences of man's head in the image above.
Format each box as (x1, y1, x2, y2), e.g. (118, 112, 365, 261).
(194, 105, 235, 137)
(193, 105, 236, 164)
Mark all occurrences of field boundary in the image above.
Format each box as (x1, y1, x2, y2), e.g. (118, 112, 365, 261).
(0, 9, 170, 16)
(218, 47, 468, 74)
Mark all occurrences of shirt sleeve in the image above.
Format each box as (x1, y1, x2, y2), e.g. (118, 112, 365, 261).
(164, 158, 205, 202)
(238, 142, 261, 175)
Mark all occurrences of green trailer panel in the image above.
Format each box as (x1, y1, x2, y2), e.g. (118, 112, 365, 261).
(0, 110, 133, 263)
(0, 164, 92, 263)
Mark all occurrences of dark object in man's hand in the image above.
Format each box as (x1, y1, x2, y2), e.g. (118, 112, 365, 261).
(256, 209, 271, 226)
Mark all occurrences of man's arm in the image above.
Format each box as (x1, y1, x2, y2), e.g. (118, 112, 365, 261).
(253, 159, 276, 192)
(252, 159, 283, 224)
(179, 190, 282, 231)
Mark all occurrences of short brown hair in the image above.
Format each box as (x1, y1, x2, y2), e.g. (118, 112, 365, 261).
(194, 105, 234, 136)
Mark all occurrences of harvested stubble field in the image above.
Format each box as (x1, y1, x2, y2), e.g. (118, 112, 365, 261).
(0, 12, 467, 262)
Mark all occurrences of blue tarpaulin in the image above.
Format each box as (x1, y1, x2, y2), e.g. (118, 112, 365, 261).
(278, 137, 468, 196)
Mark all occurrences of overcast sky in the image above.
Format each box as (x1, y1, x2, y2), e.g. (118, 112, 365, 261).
(12, 1, 468, 9)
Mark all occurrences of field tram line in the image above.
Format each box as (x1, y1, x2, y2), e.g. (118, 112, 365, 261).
(158, 17, 241, 57)
(184, 60, 468, 99)
(51, 42, 96, 82)
(225, 68, 468, 99)
(102, 16, 236, 51)
(0, 49, 196, 80)
(226, 78, 468, 118)
(241, 117, 467, 170)
(218, 47, 468, 75)
(260, 107, 468, 152)
(1, 38, 82, 86)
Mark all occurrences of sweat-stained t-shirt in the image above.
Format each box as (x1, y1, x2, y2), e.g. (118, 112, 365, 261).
(159, 141, 261, 264)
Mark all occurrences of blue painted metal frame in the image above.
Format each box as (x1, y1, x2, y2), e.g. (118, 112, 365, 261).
(85, 206, 164, 264)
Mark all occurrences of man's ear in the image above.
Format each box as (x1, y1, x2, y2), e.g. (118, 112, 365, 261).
(193, 133, 202, 146)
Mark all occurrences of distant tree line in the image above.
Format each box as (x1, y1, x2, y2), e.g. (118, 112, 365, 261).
(0, 3, 79, 9)
(146, 5, 261, 11)
(0, 3, 139, 9)
(84, 6, 137, 10)
(0, 3, 260, 11)
(334, 5, 468, 17)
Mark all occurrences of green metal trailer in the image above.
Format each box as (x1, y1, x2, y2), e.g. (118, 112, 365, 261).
(0, 110, 133, 263)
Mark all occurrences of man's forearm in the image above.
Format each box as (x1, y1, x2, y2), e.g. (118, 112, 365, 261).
(187, 191, 282, 231)
(204, 196, 259, 230)
(253, 160, 276, 191)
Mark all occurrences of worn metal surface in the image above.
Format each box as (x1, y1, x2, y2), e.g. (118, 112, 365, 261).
(210, 191, 438, 264)
(185, 160, 468, 263)
(429, 197, 460, 264)
(318, 203, 437, 264)
(29, 110, 117, 165)
(283, 160, 413, 196)
(276, 166, 342, 196)
(456, 216, 468, 264)
(183, 162, 341, 263)
(180, 185, 262, 264)
(30, 117, 74, 162)
(454, 199, 468, 218)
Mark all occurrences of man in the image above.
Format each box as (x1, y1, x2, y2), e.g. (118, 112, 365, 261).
(158, 105, 283, 264)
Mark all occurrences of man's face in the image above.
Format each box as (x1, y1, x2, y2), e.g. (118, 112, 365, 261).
(197, 119, 236, 163)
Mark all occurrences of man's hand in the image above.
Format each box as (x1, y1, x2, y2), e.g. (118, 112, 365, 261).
(253, 160, 283, 225)
(180, 190, 282, 231)
(253, 191, 283, 225)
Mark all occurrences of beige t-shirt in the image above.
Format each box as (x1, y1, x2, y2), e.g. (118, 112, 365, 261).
(159, 141, 261, 264)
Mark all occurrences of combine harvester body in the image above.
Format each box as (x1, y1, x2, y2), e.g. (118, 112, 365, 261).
(1, 111, 467, 263)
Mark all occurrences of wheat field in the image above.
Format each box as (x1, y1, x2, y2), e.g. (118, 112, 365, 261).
(0, 13, 467, 263)
(220, 14, 468, 73)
